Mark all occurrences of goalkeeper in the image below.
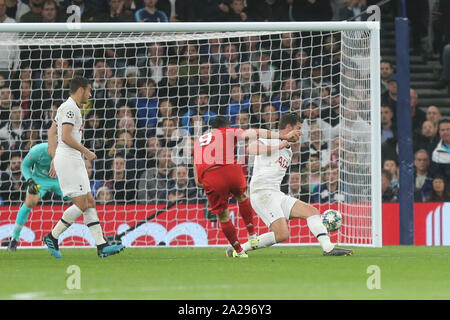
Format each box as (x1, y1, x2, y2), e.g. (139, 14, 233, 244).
(4, 142, 70, 251)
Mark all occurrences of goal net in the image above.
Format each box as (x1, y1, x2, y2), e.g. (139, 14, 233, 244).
(0, 22, 381, 248)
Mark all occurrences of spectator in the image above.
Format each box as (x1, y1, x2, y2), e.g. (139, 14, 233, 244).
(426, 105, 442, 128)
(272, 77, 298, 113)
(381, 105, 396, 144)
(157, 59, 189, 113)
(410, 88, 426, 135)
(225, 84, 250, 125)
(313, 162, 344, 203)
(300, 121, 329, 168)
(289, 91, 303, 113)
(92, 59, 112, 93)
(53, 58, 74, 97)
(40, 0, 60, 22)
(0, 86, 14, 121)
(291, 0, 332, 21)
(248, 92, 265, 126)
(20, 0, 42, 22)
(137, 147, 174, 204)
(135, 0, 168, 22)
(15, 126, 41, 155)
(382, 169, 398, 202)
(190, 0, 230, 22)
(18, 80, 32, 120)
(237, 61, 261, 96)
(413, 149, 433, 201)
(121, 66, 137, 98)
(321, 87, 341, 128)
(39, 102, 58, 141)
(83, 112, 107, 159)
(6, 0, 30, 22)
(381, 74, 397, 120)
(139, 42, 166, 85)
(288, 170, 301, 198)
(254, 49, 280, 99)
(425, 176, 450, 202)
(155, 99, 175, 136)
(181, 91, 216, 135)
(247, 0, 290, 22)
(95, 186, 114, 205)
(218, 42, 241, 86)
(205, 37, 223, 65)
(300, 98, 331, 145)
(339, 0, 369, 21)
(106, 129, 136, 164)
(225, 0, 250, 22)
(134, 78, 159, 131)
(0, 152, 25, 205)
(168, 165, 198, 203)
(189, 58, 225, 111)
(414, 120, 440, 157)
(430, 119, 450, 183)
(260, 103, 278, 130)
(100, 155, 136, 204)
(97, 0, 135, 21)
(272, 32, 298, 74)
(305, 153, 322, 195)
(383, 158, 399, 191)
(380, 60, 394, 95)
(136, 136, 161, 171)
(0, 105, 28, 152)
(240, 35, 260, 64)
(298, 58, 326, 100)
(234, 111, 250, 130)
(178, 42, 201, 82)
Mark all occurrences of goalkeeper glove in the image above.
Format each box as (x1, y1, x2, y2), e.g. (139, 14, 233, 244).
(27, 178, 40, 195)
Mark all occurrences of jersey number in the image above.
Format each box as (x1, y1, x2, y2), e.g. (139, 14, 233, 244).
(199, 132, 213, 146)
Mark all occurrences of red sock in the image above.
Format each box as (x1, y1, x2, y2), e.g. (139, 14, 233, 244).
(238, 198, 256, 236)
(220, 220, 243, 253)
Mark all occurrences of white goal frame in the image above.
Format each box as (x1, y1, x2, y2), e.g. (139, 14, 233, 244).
(0, 21, 382, 248)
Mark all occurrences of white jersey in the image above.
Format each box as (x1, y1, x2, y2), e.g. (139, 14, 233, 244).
(250, 138, 292, 192)
(54, 97, 83, 159)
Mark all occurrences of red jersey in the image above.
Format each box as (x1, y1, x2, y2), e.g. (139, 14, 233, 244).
(193, 127, 245, 181)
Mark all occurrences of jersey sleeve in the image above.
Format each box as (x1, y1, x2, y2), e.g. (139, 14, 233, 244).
(60, 105, 77, 126)
(21, 145, 42, 180)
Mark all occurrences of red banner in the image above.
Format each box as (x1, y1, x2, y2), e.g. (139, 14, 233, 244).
(0, 203, 448, 246)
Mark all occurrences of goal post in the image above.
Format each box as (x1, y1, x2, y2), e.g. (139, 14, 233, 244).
(0, 21, 382, 248)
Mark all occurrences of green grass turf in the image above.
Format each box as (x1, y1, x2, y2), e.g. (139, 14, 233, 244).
(1, 246, 449, 300)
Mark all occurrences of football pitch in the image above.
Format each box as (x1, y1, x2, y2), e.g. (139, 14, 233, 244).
(0, 246, 449, 300)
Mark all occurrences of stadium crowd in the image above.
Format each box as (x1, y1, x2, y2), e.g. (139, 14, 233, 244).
(0, 0, 449, 207)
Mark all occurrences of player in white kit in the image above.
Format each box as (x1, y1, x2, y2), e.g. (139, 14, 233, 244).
(43, 77, 125, 258)
(229, 113, 353, 257)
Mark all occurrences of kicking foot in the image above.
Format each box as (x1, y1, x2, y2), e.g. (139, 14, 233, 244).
(225, 247, 248, 258)
(42, 233, 62, 258)
(323, 247, 354, 256)
(97, 243, 125, 258)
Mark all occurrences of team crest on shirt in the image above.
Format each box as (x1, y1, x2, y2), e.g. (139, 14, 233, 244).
(275, 156, 289, 169)
(66, 111, 74, 119)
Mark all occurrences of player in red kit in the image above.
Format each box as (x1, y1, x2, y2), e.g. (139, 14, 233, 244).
(193, 116, 301, 258)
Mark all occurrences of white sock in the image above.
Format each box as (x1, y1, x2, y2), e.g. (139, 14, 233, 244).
(241, 232, 277, 252)
(83, 208, 106, 246)
(307, 215, 334, 252)
(51, 205, 83, 239)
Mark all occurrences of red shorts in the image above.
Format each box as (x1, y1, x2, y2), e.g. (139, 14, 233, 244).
(201, 164, 247, 215)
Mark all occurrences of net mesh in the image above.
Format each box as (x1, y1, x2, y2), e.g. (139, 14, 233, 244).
(0, 28, 377, 247)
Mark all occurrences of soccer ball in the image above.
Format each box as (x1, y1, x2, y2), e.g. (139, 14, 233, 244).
(321, 209, 343, 232)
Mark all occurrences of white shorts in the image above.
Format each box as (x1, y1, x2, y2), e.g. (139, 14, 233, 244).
(249, 190, 298, 228)
(54, 154, 91, 198)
